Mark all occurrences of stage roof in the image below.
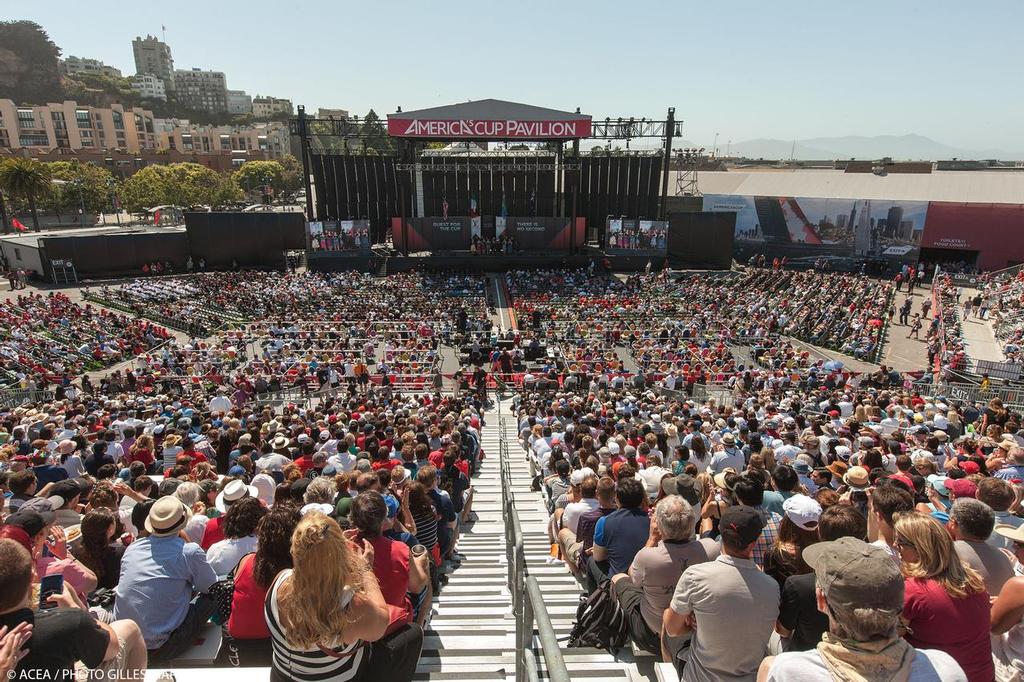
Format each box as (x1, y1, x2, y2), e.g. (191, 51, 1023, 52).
(686, 169, 1024, 205)
(387, 99, 592, 140)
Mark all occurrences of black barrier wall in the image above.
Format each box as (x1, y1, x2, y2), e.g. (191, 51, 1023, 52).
(184, 212, 306, 268)
(667, 212, 736, 270)
(41, 231, 191, 278)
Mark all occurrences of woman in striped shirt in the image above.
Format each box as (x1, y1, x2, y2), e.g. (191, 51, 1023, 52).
(264, 511, 422, 681)
(406, 482, 440, 560)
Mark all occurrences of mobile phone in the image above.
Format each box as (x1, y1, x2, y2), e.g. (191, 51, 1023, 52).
(39, 574, 64, 610)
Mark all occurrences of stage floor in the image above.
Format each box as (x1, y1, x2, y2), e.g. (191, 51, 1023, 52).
(306, 245, 699, 273)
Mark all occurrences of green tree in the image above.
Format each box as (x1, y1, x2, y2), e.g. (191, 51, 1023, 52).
(118, 165, 172, 214)
(0, 158, 53, 231)
(166, 163, 239, 208)
(360, 109, 394, 155)
(0, 21, 62, 105)
(209, 172, 243, 208)
(278, 154, 303, 196)
(232, 160, 285, 196)
(119, 163, 243, 212)
(44, 161, 116, 220)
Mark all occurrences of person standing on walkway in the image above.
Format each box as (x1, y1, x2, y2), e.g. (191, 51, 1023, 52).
(899, 298, 912, 325)
(921, 298, 931, 319)
(908, 314, 923, 339)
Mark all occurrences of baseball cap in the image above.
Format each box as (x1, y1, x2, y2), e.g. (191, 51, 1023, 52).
(4, 508, 54, 536)
(960, 461, 980, 475)
(383, 494, 400, 519)
(803, 536, 904, 611)
(569, 470, 588, 486)
(946, 478, 978, 499)
(719, 505, 765, 548)
(783, 494, 822, 531)
(661, 474, 702, 506)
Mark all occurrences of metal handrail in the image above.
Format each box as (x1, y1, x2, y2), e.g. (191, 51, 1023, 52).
(497, 406, 570, 682)
(0, 388, 55, 409)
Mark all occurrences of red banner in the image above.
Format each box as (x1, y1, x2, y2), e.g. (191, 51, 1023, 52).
(387, 117, 591, 139)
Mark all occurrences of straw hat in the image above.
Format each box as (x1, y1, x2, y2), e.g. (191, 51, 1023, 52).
(145, 497, 192, 538)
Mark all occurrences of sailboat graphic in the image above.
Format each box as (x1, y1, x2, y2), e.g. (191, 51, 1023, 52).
(779, 198, 823, 245)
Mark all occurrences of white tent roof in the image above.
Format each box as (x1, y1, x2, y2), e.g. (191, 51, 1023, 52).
(684, 169, 1024, 205)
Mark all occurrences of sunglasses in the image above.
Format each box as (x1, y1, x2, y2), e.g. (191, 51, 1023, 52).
(893, 536, 916, 551)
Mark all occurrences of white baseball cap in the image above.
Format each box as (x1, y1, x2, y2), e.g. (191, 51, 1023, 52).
(783, 494, 822, 531)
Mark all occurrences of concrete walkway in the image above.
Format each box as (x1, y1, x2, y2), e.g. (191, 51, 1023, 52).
(959, 288, 1005, 363)
(881, 290, 932, 372)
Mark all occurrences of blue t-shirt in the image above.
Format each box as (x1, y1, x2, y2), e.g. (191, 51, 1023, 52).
(593, 508, 650, 575)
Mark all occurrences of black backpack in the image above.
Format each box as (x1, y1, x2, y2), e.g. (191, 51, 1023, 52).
(567, 580, 628, 651)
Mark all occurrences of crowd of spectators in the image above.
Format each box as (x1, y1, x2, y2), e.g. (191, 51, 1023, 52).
(521, 370, 1024, 680)
(0, 376, 485, 680)
(0, 262, 1016, 682)
(504, 267, 894, 393)
(0, 293, 170, 389)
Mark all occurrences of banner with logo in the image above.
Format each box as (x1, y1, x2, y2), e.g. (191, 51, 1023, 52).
(387, 118, 591, 139)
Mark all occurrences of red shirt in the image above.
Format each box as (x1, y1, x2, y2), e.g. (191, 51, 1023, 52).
(227, 554, 269, 640)
(126, 448, 154, 468)
(366, 535, 412, 628)
(903, 577, 993, 681)
(292, 456, 315, 474)
(201, 515, 225, 550)
(371, 459, 399, 471)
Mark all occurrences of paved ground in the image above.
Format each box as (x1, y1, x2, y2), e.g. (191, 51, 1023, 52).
(958, 287, 1005, 362)
(879, 288, 934, 372)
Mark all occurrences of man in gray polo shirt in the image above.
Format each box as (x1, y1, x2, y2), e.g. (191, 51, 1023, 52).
(611, 494, 719, 655)
(663, 504, 779, 681)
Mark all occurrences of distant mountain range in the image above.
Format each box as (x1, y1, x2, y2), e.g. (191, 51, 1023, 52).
(686, 134, 1023, 162)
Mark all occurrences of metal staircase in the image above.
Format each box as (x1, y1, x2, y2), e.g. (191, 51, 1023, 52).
(494, 398, 654, 682)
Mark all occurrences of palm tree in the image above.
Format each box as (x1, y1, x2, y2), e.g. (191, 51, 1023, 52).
(0, 158, 53, 232)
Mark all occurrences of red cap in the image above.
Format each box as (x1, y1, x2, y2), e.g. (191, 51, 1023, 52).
(946, 478, 978, 499)
(890, 473, 914, 490)
(960, 461, 980, 475)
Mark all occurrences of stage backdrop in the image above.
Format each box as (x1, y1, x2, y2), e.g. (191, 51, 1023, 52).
(667, 212, 736, 270)
(703, 194, 926, 261)
(185, 212, 306, 268)
(392, 216, 585, 251)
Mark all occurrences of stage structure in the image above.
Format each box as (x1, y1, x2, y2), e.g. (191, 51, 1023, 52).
(290, 100, 680, 257)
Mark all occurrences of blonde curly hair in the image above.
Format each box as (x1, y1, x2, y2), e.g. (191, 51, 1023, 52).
(277, 511, 371, 650)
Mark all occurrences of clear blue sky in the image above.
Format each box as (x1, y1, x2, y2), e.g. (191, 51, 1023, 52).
(17, 0, 1024, 152)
